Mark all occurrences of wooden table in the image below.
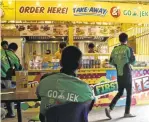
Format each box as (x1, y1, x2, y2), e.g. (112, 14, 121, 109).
(1, 88, 39, 122)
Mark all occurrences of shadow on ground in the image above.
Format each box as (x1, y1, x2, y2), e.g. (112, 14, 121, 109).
(90, 117, 125, 122)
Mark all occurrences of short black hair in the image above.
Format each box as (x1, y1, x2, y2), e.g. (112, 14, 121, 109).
(1, 41, 8, 47)
(119, 33, 128, 43)
(61, 46, 82, 71)
(46, 49, 51, 54)
(8, 43, 18, 51)
(59, 42, 66, 49)
(88, 43, 95, 49)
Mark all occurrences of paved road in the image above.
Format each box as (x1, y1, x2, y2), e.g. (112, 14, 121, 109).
(89, 105, 149, 122)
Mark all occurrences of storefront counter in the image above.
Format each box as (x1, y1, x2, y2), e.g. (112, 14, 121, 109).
(12, 67, 149, 110)
(12, 67, 149, 85)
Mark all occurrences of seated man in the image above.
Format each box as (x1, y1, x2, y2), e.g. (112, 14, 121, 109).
(37, 46, 94, 121)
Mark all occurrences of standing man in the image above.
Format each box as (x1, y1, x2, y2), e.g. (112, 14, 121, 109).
(88, 43, 96, 53)
(55, 42, 66, 59)
(1, 41, 8, 50)
(43, 49, 52, 63)
(105, 33, 136, 119)
(8, 43, 22, 70)
(1, 42, 22, 118)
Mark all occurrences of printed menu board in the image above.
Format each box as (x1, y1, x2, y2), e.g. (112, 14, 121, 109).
(1, 23, 121, 37)
(74, 25, 121, 37)
(17, 24, 68, 36)
(74, 26, 88, 36)
(53, 24, 68, 36)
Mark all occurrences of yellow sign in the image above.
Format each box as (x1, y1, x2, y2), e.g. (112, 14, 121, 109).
(0, 1, 15, 20)
(1, 1, 149, 23)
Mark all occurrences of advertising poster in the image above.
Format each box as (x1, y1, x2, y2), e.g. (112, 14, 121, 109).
(93, 69, 149, 107)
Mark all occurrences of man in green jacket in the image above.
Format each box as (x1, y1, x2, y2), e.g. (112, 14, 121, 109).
(105, 33, 136, 119)
(37, 46, 94, 121)
(1, 42, 22, 118)
(1, 42, 22, 79)
(1, 41, 8, 50)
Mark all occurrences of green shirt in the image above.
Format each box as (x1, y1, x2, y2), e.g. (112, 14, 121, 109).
(1, 49, 22, 78)
(110, 45, 136, 76)
(37, 73, 94, 115)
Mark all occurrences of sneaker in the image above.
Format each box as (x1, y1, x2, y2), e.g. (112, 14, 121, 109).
(105, 108, 112, 119)
(124, 113, 136, 118)
(6, 113, 16, 118)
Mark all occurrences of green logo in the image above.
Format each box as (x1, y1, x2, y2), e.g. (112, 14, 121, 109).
(123, 9, 149, 17)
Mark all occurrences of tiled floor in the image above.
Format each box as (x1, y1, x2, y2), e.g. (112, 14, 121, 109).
(2, 105, 149, 122)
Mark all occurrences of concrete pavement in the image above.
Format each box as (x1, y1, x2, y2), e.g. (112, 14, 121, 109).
(2, 105, 149, 122)
(89, 105, 149, 122)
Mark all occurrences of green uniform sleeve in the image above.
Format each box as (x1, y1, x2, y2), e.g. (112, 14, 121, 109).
(109, 47, 117, 66)
(127, 47, 136, 65)
(8, 51, 22, 70)
(36, 85, 41, 100)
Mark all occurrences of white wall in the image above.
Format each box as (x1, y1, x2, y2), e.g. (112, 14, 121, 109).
(78, 42, 85, 53)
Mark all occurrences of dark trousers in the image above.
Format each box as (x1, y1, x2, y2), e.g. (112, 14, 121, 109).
(109, 74, 132, 114)
(39, 113, 45, 122)
(1, 80, 15, 116)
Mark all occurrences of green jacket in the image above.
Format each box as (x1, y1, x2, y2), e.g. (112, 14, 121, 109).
(110, 44, 136, 76)
(1, 49, 22, 78)
(37, 73, 94, 115)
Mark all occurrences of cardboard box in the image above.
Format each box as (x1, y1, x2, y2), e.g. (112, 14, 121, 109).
(15, 71, 28, 92)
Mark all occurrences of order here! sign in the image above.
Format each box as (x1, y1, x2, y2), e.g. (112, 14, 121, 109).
(1, 1, 149, 23)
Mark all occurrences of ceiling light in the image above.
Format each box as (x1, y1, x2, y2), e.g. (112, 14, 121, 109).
(74, 5, 77, 8)
(138, 6, 142, 9)
(8, 0, 12, 5)
(36, 1, 40, 6)
(58, 4, 61, 7)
